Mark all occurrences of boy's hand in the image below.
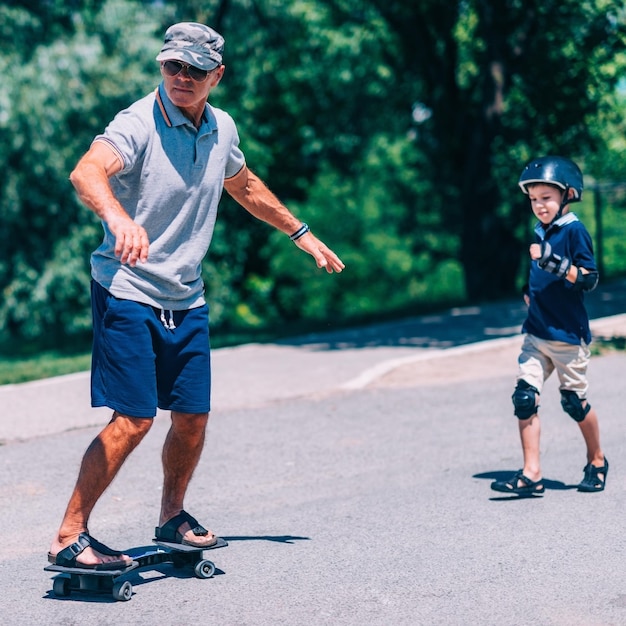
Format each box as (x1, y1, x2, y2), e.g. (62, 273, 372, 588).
(529, 243, 541, 260)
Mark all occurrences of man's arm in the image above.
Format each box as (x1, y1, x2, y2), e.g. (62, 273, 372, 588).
(70, 141, 149, 267)
(224, 165, 344, 273)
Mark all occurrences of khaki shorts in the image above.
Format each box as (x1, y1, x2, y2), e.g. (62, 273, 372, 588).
(517, 334, 590, 398)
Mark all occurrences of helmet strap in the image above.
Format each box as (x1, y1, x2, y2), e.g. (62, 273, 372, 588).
(555, 186, 571, 221)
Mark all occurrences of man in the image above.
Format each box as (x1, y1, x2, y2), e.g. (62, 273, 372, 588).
(48, 22, 344, 569)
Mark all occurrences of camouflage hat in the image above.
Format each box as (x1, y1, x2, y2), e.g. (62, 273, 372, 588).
(156, 22, 224, 71)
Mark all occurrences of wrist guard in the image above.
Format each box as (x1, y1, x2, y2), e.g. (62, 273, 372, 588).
(537, 240, 571, 278)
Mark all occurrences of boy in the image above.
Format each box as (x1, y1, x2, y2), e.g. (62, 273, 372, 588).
(491, 156, 608, 496)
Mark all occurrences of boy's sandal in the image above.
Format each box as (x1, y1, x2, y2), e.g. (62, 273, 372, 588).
(578, 458, 609, 492)
(491, 470, 545, 496)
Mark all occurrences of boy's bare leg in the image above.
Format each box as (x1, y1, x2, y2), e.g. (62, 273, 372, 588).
(519, 413, 542, 482)
(49, 412, 152, 566)
(577, 404, 606, 469)
(159, 411, 216, 546)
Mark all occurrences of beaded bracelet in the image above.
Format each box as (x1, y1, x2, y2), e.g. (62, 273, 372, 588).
(289, 223, 310, 241)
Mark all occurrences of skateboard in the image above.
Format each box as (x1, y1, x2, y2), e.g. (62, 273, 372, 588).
(45, 537, 228, 601)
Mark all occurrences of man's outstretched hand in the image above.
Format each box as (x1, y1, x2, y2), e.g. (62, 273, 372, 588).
(294, 232, 345, 273)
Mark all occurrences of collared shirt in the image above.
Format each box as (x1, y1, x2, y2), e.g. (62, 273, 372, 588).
(523, 212, 597, 345)
(90, 82, 245, 310)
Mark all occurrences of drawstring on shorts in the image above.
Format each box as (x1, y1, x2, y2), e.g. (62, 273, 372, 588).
(160, 309, 176, 330)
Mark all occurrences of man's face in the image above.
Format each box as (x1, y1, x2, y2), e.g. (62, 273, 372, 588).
(527, 184, 566, 224)
(160, 60, 224, 112)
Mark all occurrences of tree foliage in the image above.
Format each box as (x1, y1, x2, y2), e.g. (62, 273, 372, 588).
(1, 0, 625, 352)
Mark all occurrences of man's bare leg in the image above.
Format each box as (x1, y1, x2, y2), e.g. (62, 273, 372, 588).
(49, 412, 153, 566)
(159, 411, 215, 546)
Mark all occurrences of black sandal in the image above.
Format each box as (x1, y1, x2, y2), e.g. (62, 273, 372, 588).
(155, 510, 217, 547)
(491, 470, 545, 496)
(47, 532, 130, 570)
(578, 458, 609, 492)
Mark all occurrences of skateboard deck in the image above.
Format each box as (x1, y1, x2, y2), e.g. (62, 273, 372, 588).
(45, 537, 228, 601)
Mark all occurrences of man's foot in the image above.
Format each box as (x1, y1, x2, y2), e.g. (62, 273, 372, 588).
(155, 510, 217, 548)
(491, 470, 545, 496)
(48, 532, 132, 570)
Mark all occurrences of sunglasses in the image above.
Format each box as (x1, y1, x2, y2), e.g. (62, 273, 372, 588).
(162, 60, 212, 82)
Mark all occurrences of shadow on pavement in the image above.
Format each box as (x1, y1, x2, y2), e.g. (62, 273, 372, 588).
(220, 535, 310, 544)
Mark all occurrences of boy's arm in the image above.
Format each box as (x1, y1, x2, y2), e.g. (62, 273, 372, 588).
(529, 241, 598, 291)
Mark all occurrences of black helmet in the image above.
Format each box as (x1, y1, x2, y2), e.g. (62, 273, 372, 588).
(518, 156, 583, 203)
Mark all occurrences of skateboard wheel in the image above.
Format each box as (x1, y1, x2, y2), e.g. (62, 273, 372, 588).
(52, 576, 71, 597)
(194, 559, 215, 579)
(112, 580, 133, 601)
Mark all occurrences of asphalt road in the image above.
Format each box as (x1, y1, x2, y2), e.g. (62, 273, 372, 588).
(0, 281, 625, 625)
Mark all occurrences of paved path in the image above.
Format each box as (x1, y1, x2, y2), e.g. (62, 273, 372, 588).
(0, 280, 625, 625)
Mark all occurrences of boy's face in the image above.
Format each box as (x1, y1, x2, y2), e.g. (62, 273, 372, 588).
(527, 183, 567, 224)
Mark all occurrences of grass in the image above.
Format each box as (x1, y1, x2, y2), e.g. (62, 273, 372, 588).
(0, 327, 312, 386)
(0, 351, 92, 386)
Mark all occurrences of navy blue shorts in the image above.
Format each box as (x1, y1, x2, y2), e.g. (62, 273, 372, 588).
(91, 281, 211, 418)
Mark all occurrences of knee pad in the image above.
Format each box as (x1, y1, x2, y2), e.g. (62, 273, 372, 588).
(512, 380, 539, 419)
(560, 390, 591, 422)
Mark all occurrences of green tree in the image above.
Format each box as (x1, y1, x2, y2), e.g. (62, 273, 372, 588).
(192, 0, 626, 323)
(0, 0, 164, 347)
(364, 0, 626, 299)
(2, 0, 626, 350)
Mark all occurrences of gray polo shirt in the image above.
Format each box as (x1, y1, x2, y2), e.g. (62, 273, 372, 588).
(90, 82, 245, 310)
